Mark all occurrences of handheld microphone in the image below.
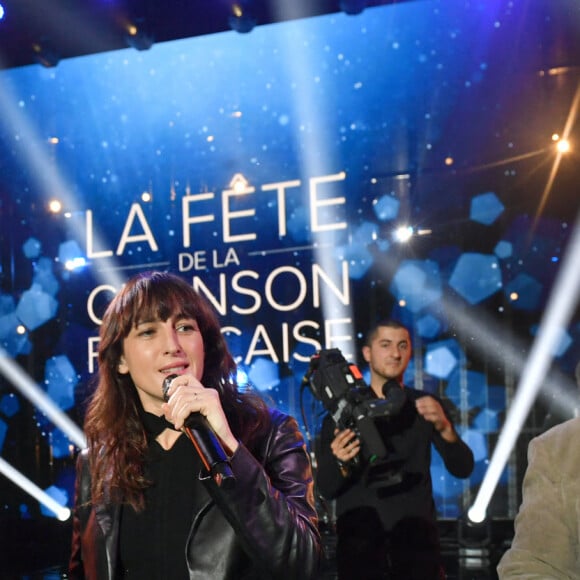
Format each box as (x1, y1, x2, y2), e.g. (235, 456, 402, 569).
(162, 374, 235, 489)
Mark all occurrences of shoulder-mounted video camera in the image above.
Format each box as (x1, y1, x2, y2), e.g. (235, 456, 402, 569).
(304, 348, 406, 463)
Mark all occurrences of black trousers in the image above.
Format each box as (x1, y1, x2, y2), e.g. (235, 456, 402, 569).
(335, 507, 445, 580)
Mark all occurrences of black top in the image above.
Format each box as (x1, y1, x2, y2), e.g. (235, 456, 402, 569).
(315, 386, 474, 532)
(118, 411, 207, 579)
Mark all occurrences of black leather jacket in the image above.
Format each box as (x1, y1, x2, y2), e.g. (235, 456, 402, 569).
(69, 410, 321, 579)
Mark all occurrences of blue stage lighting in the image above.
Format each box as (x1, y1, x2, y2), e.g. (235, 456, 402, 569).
(23, 237, 42, 259)
(424, 342, 459, 380)
(449, 253, 502, 304)
(390, 259, 442, 313)
(504, 273, 543, 310)
(470, 191, 505, 225)
(335, 244, 373, 280)
(494, 240, 513, 259)
(373, 194, 400, 221)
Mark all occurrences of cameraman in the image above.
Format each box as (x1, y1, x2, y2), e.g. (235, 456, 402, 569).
(315, 320, 474, 580)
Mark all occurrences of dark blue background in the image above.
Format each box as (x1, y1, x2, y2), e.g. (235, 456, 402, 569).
(0, 0, 579, 524)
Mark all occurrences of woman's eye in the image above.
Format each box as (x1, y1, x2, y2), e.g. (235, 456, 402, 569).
(177, 322, 197, 333)
(137, 327, 155, 337)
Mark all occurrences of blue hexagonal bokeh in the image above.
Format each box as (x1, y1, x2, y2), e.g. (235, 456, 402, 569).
(58, 239, 85, 266)
(505, 273, 543, 311)
(22, 237, 42, 259)
(352, 221, 380, 245)
(0, 294, 16, 315)
(473, 408, 501, 433)
(0, 393, 20, 418)
(373, 194, 400, 221)
(449, 253, 502, 304)
(461, 428, 488, 462)
(494, 240, 513, 259)
(530, 324, 572, 358)
(552, 329, 573, 358)
(488, 385, 507, 412)
(45, 355, 78, 411)
(390, 259, 442, 313)
(15, 284, 59, 331)
(50, 428, 74, 459)
(431, 462, 465, 502)
(33, 256, 60, 297)
(416, 314, 442, 340)
(247, 357, 280, 392)
(335, 243, 374, 280)
(376, 238, 390, 253)
(470, 191, 505, 225)
(445, 369, 488, 410)
(0, 311, 32, 356)
(424, 342, 459, 380)
(19, 504, 32, 519)
(40, 485, 69, 519)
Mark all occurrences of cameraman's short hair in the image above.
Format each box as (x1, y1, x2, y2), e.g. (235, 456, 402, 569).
(365, 319, 410, 346)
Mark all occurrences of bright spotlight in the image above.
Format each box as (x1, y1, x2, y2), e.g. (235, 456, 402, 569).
(394, 225, 413, 242)
(0, 457, 70, 521)
(468, 210, 580, 520)
(0, 4, 5, 21)
(0, 346, 86, 449)
(467, 505, 486, 524)
(48, 199, 62, 213)
(458, 513, 491, 570)
(64, 257, 88, 271)
(556, 138, 571, 153)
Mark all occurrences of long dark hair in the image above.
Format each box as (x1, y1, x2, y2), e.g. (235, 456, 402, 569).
(83, 271, 270, 510)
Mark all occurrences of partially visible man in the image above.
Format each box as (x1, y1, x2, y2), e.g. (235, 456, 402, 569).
(316, 319, 474, 580)
(542, 360, 580, 431)
(497, 413, 580, 578)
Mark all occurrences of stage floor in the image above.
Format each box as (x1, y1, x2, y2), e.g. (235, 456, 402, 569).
(1, 516, 512, 579)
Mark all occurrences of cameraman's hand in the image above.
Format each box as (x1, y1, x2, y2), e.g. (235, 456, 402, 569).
(415, 396, 457, 443)
(331, 428, 361, 462)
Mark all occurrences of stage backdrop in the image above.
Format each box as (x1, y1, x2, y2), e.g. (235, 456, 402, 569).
(1, 0, 579, 523)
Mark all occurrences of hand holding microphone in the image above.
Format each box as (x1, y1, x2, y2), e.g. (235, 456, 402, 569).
(162, 374, 236, 489)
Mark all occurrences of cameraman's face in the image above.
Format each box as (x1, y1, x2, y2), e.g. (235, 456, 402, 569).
(363, 326, 412, 389)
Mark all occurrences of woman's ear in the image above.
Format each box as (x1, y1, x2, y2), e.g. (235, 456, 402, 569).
(118, 357, 129, 375)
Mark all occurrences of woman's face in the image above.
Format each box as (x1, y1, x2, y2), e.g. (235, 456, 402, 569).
(118, 315, 205, 413)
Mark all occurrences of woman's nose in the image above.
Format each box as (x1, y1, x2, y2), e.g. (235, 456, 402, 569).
(163, 328, 182, 354)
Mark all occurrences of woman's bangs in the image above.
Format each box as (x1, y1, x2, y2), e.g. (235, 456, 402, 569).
(131, 278, 199, 328)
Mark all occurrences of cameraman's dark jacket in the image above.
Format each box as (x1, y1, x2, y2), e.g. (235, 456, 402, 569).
(69, 409, 321, 579)
(315, 386, 474, 533)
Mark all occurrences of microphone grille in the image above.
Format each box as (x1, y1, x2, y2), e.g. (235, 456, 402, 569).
(162, 374, 178, 402)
